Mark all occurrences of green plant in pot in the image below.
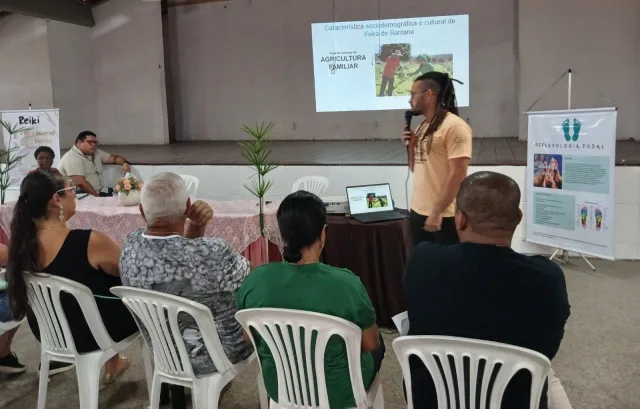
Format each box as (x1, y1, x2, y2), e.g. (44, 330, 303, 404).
(0, 120, 28, 204)
(238, 122, 278, 239)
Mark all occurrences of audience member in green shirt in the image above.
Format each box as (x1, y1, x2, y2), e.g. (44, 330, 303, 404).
(236, 191, 385, 409)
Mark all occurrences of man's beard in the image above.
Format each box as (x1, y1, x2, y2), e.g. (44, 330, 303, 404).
(411, 106, 424, 116)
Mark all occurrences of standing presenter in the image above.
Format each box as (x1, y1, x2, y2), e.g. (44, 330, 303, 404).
(402, 72, 472, 245)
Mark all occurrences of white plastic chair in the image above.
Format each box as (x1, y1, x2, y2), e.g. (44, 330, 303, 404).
(392, 336, 551, 409)
(110, 286, 258, 409)
(25, 274, 140, 409)
(235, 308, 384, 409)
(179, 174, 200, 198)
(291, 176, 330, 197)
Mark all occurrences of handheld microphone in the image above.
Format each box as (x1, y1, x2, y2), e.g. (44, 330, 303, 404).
(403, 110, 416, 209)
(404, 110, 417, 173)
(404, 110, 414, 145)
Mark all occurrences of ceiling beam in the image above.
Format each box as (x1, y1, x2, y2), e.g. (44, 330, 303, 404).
(0, 0, 95, 27)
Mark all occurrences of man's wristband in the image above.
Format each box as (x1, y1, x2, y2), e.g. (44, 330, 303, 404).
(122, 160, 131, 166)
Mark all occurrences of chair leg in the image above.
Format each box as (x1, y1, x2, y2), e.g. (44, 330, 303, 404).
(257, 371, 269, 409)
(141, 340, 153, 399)
(192, 378, 221, 409)
(149, 376, 163, 409)
(373, 385, 384, 409)
(37, 356, 50, 409)
(75, 355, 101, 409)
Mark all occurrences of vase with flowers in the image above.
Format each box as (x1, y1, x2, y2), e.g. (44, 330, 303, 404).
(114, 176, 143, 206)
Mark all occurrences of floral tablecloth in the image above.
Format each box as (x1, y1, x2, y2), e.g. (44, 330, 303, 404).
(0, 197, 283, 265)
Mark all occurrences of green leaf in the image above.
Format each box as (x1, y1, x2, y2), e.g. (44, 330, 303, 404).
(243, 182, 259, 198)
(0, 121, 31, 192)
(239, 121, 279, 235)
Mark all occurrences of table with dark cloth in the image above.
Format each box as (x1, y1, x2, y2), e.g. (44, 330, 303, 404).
(321, 213, 413, 327)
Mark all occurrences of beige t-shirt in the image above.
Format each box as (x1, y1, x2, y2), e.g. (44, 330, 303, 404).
(410, 113, 472, 217)
(59, 145, 111, 192)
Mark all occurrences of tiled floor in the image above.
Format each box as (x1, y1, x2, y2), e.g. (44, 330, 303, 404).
(1, 260, 639, 408)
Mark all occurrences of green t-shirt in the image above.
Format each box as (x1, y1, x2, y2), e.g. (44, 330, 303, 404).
(236, 262, 376, 409)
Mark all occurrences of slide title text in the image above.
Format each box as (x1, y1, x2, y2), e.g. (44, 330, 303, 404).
(324, 17, 458, 38)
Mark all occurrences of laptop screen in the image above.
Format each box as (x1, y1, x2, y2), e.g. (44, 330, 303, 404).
(346, 184, 394, 215)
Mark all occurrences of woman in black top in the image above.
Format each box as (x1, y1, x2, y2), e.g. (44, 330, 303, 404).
(5, 170, 138, 383)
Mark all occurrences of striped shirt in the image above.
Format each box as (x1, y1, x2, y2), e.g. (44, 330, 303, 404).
(120, 229, 253, 375)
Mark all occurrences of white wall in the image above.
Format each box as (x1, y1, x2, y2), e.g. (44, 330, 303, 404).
(169, 0, 640, 141)
(0, 15, 53, 111)
(92, 0, 169, 145)
(1, 1, 639, 144)
(46, 21, 96, 148)
(519, 0, 640, 140)
(0, 1, 168, 148)
(169, 0, 519, 141)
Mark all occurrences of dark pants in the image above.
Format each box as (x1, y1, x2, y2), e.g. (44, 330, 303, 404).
(409, 210, 460, 246)
(26, 297, 138, 354)
(379, 76, 395, 96)
(371, 333, 386, 375)
(98, 188, 114, 197)
(79, 189, 113, 197)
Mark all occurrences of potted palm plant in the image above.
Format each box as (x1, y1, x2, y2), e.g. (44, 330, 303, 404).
(238, 121, 278, 241)
(0, 120, 28, 204)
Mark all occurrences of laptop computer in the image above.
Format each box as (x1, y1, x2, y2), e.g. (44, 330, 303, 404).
(346, 183, 407, 223)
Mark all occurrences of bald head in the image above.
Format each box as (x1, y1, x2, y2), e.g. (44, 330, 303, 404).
(456, 171, 522, 238)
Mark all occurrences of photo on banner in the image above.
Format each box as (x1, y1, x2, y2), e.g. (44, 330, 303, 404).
(525, 108, 617, 260)
(0, 109, 61, 188)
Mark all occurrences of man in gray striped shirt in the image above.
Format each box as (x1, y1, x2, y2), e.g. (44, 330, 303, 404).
(119, 172, 253, 375)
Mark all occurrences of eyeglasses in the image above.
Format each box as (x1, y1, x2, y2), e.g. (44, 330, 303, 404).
(56, 186, 77, 197)
(56, 179, 77, 197)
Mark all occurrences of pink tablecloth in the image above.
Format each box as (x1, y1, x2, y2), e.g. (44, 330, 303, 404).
(0, 197, 283, 266)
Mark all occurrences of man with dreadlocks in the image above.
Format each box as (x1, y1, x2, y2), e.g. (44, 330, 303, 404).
(403, 71, 472, 245)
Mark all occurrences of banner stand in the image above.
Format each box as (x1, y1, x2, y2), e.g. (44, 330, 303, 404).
(524, 68, 617, 271)
(551, 70, 596, 270)
(0, 107, 61, 188)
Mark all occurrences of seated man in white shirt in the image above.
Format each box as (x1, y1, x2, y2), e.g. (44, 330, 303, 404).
(59, 131, 132, 197)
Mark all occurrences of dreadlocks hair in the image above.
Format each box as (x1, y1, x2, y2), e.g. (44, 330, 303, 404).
(415, 71, 459, 155)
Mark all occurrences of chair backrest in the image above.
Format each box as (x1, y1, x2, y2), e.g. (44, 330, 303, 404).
(110, 286, 234, 381)
(235, 308, 367, 409)
(291, 176, 330, 197)
(392, 336, 551, 409)
(179, 174, 200, 198)
(25, 273, 114, 357)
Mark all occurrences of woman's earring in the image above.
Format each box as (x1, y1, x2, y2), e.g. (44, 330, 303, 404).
(59, 206, 64, 222)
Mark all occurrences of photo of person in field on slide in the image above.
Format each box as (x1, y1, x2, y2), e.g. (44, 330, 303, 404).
(378, 49, 403, 97)
(366, 193, 389, 208)
(375, 44, 454, 97)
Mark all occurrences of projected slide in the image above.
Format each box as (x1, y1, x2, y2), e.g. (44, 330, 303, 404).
(311, 15, 469, 112)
